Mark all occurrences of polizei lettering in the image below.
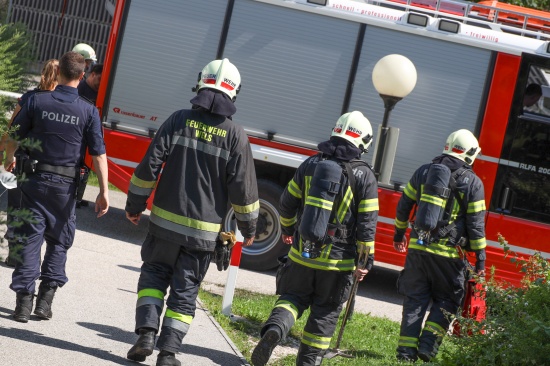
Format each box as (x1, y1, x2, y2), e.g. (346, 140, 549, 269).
(42, 111, 79, 125)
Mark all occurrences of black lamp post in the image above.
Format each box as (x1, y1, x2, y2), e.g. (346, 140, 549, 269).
(371, 54, 417, 183)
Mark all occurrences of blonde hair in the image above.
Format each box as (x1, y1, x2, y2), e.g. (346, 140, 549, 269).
(38, 59, 59, 91)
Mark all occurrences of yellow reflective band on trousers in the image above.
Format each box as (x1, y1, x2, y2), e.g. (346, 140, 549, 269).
(409, 240, 460, 258)
(305, 196, 333, 210)
(301, 331, 331, 350)
(288, 179, 302, 199)
(138, 288, 165, 300)
(423, 321, 445, 336)
(130, 174, 157, 188)
(467, 199, 486, 213)
(165, 309, 193, 325)
(280, 215, 297, 227)
(289, 247, 355, 271)
(395, 217, 408, 230)
(136, 288, 165, 308)
(274, 300, 298, 322)
(398, 336, 419, 348)
(151, 205, 221, 233)
(232, 200, 260, 214)
(358, 198, 379, 213)
(404, 182, 417, 201)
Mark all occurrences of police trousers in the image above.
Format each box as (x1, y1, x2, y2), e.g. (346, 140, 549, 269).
(396, 249, 465, 358)
(134, 234, 212, 354)
(261, 259, 353, 366)
(10, 173, 77, 294)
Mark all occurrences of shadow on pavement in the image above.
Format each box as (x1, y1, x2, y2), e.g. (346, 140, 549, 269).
(0, 325, 133, 365)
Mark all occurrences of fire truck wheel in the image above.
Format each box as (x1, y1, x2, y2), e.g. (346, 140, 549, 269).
(225, 178, 288, 271)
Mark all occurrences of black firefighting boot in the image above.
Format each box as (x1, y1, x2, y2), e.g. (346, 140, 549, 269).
(34, 283, 57, 319)
(251, 325, 282, 366)
(156, 350, 181, 366)
(396, 346, 418, 363)
(127, 327, 156, 362)
(13, 292, 34, 323)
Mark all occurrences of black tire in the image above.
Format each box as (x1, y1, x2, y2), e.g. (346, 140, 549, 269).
(223, 179, 289, 271)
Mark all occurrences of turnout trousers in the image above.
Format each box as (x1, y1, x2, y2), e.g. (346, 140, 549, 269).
(10, 173, 77, 294)
(396, 249, 465, 359)
(134, 234, 212, 354)
(261, 259, 353, 366)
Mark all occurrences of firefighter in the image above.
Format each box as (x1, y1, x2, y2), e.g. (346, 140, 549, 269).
(5, 51, 109, 323)
(125, 58, 259, 366)
(72, 43, 97, 74)
(251, 111, 378, 366)
(393, 129, 487, 362)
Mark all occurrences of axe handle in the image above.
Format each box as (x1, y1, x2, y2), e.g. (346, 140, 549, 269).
(332, 246, 371, 350)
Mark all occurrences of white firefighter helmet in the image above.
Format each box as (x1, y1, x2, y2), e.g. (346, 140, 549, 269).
(442, 129, 481, 165)
(331, 111, 373, 153)
(72, 43, 97, 62)
(195, 58, 241, 100)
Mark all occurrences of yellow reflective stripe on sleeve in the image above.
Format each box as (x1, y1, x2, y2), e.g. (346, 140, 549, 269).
(280, 215, 297, 227)
(301, 331, 331, 350)
(287, 180, 302, 199)
(336, 186, 353, 223)
(395, 218, 408, 230)
(305, 196, 333, 210)
(232, 200, 260, 214)
(469, 237, 487, 250)
(404, 182, 416, 200)
(467, 200, 486, 213)
(151, 205, 221, 232)
(289, 247, 355, 271)
(165, 309, 193, 325)
(420, 194, 446, 208)
(138, 288, 165, 300)
(274, 300, 298, 322)
(358, 198, 379, 213)
(130, 174, 157, 188)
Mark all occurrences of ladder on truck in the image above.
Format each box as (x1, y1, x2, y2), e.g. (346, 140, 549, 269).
(365, 0, 550, 38)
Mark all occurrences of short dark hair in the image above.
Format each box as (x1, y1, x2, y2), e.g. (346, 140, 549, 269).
(59, 51, 86, 81)
(526, 83, 542, 97)
(90, 64, 103, 74)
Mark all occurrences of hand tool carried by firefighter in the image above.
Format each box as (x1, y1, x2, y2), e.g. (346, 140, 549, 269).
(324, 246, 371, 359)
(214, 231, 237, 271)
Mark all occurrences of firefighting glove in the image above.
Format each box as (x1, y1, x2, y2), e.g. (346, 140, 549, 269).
(214, 231, 237, 271)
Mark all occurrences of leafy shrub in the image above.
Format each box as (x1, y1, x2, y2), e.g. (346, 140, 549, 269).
(440, 234, 550, 366)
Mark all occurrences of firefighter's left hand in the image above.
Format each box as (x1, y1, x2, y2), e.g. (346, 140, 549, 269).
(393, 237, 408, 253)
(126, 211, 141, 225)
(354, 268, 369, 281)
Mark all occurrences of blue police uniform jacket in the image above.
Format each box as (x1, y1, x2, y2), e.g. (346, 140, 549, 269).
(12, 85, 106, 166)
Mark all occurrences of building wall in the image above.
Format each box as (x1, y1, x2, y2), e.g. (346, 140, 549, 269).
(8, 0, 114, 71)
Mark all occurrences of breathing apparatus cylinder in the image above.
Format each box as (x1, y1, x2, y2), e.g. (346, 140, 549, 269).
(298, 159, 342, 257)
(414, 164, 451, 245)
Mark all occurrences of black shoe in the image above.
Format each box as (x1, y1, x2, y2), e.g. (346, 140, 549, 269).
(251, 326, 281, 366)
(127, 328, 156, 362)
(418, 351, 432, 362)
(397, 354, 418, 363)
(13, 293, 34, 323)
(34, 283, 57, 319)
(156, 350, 181, 366)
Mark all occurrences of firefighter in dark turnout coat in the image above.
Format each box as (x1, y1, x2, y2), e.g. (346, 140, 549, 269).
(125, 59, 258, 366)
(251, 111, 378, 366)
(393, 129, 487, 362)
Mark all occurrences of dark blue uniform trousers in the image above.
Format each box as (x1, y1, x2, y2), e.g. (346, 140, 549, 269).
(10, 173, 77, 294)
(135, 234, 212, 353)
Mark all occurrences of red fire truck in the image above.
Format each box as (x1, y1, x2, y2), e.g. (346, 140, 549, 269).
(94, 0, 550, 285)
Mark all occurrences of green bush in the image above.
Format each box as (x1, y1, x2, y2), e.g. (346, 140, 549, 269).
(441, 235, 550, 366)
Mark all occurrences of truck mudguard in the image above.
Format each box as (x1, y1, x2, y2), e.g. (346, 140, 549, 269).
(415, 164, 452, 235)
(298, 159, 342, 244)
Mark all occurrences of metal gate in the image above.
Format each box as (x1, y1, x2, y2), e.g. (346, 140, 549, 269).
(8, 0, 114, 69)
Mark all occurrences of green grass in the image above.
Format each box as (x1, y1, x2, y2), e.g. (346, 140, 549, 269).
(198, 287, 450, 365)
(87, 170, 121, 192)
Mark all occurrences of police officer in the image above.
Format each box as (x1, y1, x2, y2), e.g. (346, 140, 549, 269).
(125, 58, 258, 366)
(393, 129, 487, 362)
(5, 51, 109, 323)
(251, 111, 378, 366)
